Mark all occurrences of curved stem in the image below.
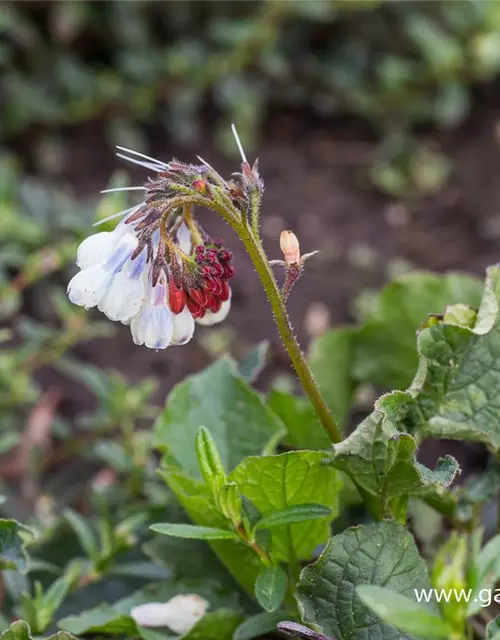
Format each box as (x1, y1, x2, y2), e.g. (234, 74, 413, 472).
(235, 221, 342, 444)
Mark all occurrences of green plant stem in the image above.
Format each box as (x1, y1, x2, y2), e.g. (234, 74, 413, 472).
(236, 220, 342, 444)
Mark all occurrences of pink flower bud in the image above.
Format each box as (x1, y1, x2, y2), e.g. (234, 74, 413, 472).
(280, 230, 300, 265)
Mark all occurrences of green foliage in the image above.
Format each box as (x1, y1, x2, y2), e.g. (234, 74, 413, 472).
(0, 520, 32, 573)
(154, 358, 285, 476)
(253, 566, 287, 613)
(1, 621, 75, 640)
(7, 115, 500, 640)
(353, 271, 483, 389)
(330, 393, 460, 520)
(297, 522, 436, 640)
(356, 586, 451, 639)
(229, 452, 341, 563)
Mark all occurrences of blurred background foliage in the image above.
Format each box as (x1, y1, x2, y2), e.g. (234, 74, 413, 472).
(3, 0, 500, 193)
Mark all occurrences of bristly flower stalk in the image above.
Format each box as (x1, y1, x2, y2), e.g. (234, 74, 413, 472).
(67, 129, 341, 444)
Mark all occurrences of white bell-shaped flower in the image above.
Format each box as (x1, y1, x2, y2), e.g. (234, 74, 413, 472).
(130, 271, 174, 349)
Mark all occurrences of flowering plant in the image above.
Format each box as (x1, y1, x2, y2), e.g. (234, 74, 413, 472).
(4, 130, 500, 640)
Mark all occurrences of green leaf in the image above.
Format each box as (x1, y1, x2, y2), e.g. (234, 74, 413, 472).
(150, 524, 237, 541)
(357, 586, 451, 639)
(309, 327, 356, 428)
(254, 504, 332, 531)
(229, 451, 341, 563)
(363, 266, 500, 453)
(0, 519, 32, 573)
(267, 390, 331, 450)
(469, 533, 500, 615)
(41, 574, 73, 616)
(254, 566, 287, 613)
(353, 271, 483, 389)
(63, 509, 98, 560)
(58, 604, 139, 636)
(233, 611, 288, 640)
(154, 357, 285, 476)
(330, 392, 460, 520)
(297, 522, 436, 640)
(182, 608, 243, 640)
(1, 621, 76, 640)
(162, 465, 261, 594)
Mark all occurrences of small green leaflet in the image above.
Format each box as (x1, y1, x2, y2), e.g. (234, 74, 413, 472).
(254, 566, 288, 613)
(150, 523, 237, 540)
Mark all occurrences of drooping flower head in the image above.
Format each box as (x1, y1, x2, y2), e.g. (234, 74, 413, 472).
(67, 146, 236, 349)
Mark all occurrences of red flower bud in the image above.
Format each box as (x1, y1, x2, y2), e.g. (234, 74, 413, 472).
(168, 278, 186, 314)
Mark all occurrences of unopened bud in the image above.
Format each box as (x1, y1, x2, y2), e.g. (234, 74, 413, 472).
(280, 230, 300, 265)
(218, 483, 242, 526)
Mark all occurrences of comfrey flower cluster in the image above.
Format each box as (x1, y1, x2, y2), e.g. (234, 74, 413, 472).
(67, 146, 237, 349)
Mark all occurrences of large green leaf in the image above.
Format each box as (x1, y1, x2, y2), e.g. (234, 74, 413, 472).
(162, 465, 261, 594)
(308, 327, 356, 429)
(297, 522, 436, 640)
(353, 271, 483, 389)
(229, 451, 342, 563)
(0, 519, 32, 573)
(1, 621, 75, 640)
(154, 357, 285, 476)
(330, 392, 459, 520)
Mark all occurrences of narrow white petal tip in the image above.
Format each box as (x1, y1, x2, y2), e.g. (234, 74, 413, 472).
(130, 595, 209, 633)
(231, 123, 248, 164)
